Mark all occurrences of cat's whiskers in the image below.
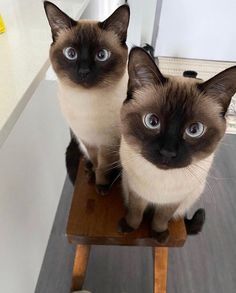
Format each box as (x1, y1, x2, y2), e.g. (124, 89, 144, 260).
(105, 161, 122, 173)
(105, 145, 120, 156)
(119, 155, 139, 171)
(107, 150, 120, 156)
(109, 171, 122, 187)
(193, 161, 236, 181)
(186, 166, 204, 185)
(187, 166, 216, 208)
(100, 78, 115, 87)
(191, 162, 229, 180)
(106, 144, 120, 149)
(119, 149, 144, 172)
(105, 150, 141, 173)
(104, 143, 121, 148)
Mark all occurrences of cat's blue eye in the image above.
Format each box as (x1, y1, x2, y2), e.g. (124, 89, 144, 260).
(143, 113, 160, 130)
(185, 122, 205, 138)
(63, 47, 77, 60)
(95, 49, 111, 62)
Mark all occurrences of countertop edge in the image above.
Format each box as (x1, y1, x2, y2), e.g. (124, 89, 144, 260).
(0, 59, 50, 148)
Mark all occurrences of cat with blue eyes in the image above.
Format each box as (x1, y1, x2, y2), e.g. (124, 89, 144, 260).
(119, 47, 236, 242)
(44, 2, 130, 194)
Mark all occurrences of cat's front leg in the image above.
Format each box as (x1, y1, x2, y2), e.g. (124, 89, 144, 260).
(118, 190, 148, 233)
(96, 145, 120, 195)
(151, 204, 179, 244)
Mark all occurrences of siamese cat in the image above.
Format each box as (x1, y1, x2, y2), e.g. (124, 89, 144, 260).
(44, 2, 130, 194)
(119, 47, 236, 242)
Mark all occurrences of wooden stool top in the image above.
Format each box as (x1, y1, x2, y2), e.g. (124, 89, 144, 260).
(66, 161, 187, 247)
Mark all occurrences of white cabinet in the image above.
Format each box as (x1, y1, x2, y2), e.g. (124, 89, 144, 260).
(0, 81, 69, 293)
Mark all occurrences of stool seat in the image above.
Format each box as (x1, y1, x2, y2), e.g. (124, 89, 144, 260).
(66, 161, 187, 247)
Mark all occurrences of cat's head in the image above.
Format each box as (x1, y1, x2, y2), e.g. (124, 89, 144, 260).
(44, 1, 130, 88)
(121, 47, 236, 170)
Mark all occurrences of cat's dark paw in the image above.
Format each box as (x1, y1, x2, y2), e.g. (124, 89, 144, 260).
(86, 170, 95, 184)
(84, 159, 93, 171)
(151, 229, 170, 244)
(83, 159, 95, 183)
(184, 208, 205, 235)
(85, 168, 95, 184)
(118, 218, 135, 233)
(96, 184, 111, 196)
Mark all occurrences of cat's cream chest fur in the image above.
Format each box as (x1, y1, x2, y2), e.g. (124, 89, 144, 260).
(57, 71, 128, 147)
(120, 137, 214, 216)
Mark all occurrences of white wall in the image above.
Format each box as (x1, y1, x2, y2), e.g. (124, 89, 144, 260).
(126, 0, 142, 48)
(140, 0, 157, 45)
(0, 80, 69, 293)
(155, 0, 236, 61)
(81, 0, 125, 20)
(127, 0, 158, 49)
(81, 0, 150, 49)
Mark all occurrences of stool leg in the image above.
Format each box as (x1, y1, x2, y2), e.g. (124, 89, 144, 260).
(153, 247, 168, 293)
(71, 244, 91, 292)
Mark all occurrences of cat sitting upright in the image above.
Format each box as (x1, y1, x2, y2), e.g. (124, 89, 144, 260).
(119, 47, 236, 242)
(44, 2, 130, 194)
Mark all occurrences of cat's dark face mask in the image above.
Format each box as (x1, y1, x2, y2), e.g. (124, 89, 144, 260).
(121, 47, 236, 170)
(44, 2, 130, 88)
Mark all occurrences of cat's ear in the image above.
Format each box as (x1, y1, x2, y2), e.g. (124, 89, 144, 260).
(99, 5, 130, 44)
(44, 1, 77, 41)
(128, 47, 167, 93)
(198, 66, 236, 113)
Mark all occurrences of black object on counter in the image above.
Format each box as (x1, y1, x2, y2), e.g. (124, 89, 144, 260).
(183, 70, 198, 78)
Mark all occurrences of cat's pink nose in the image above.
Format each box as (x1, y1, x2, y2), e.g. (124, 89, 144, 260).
(160, 149, 177, 158)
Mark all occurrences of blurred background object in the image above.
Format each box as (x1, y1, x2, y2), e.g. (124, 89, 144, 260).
(0, 14, 6, 33)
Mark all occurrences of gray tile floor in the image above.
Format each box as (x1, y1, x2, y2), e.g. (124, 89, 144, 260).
(168, 134, 236, 293)
(35, 134, 236, 293)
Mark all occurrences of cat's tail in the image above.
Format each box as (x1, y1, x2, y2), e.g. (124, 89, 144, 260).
(65, 131, 81, 185)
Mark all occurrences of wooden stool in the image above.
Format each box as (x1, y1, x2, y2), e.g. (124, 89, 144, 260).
(66, 161, 187, 292)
